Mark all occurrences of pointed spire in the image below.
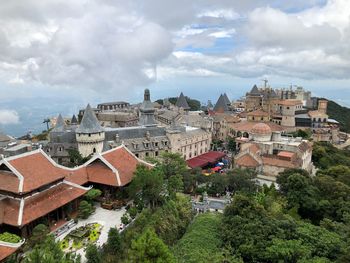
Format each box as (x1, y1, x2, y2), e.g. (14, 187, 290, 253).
(175, 92, 190, 110)
(53, 114, 65, 132)
(76, 104, 103, 133)
(214, 94, 229, 113)
(71, 114, 78, 125)
(139, 89, 157, 126)
(250, 85, 260, 95)
(223, 93, 231, 106)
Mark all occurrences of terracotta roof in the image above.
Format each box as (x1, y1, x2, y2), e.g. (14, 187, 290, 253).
(251, 123, 272, 135)
(102, 147, 151, 186)
(87, 161, 118, 186)
(247, 110, 269, 117)
(235, 154, 259, 168)
(6, 151, 65, 193)
(262, 156, 297, 168)
(64, 167, 88, 186)
(0, 170, 19, 193)
(231, 121, 284, 133)
(0, 245, 18, 261)
(1, 145, 153, 195)
(277, 99, 303, 106)
(2, 182, 87, 227)
(277, 151, 295, 159)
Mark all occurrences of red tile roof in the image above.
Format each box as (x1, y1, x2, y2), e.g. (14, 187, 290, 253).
(102, 147, 150, 186)
(2, 182, 87, 227)
(0, 171, 19, 193)
(0, 245, 18, 261)
(277, 151, 295, 159)
(262, 156, 297, 168)
(235, 154, 259, 168)
(86, 161, 118, 186)
(186, 151, 226, 168)
(7, 152, 65, 193)
(1, 146, 153, 193)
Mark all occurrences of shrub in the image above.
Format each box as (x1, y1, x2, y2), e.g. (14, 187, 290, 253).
(121, 213, 131, 225)
(79, 200, 93, 219)
(128, 207, 138, 219)
(0, 232, 21, 243)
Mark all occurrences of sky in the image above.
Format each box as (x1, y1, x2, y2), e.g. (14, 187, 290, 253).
(1, 0, 350, 136)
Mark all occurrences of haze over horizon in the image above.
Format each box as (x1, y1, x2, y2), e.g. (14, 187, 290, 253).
(1, 0, 350, 136)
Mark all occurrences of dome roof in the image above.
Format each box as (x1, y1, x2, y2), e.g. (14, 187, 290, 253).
(251, 123, 272, 135)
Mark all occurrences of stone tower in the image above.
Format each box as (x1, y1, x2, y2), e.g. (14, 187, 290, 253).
(76, 104, 105, 157)
(139, 89, 157, 126)
(318, 99, 328, 114)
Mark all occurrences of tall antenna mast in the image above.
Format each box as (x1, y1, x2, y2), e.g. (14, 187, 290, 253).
(262, 79, 268, 88)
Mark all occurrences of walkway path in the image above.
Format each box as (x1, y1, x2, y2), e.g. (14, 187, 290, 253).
(58, 204, 125, 262)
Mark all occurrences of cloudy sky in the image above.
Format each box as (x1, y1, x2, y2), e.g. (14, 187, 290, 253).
(1, 0, 350, 136)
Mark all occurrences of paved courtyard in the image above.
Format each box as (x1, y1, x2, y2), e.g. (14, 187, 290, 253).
(58, 204, 126, 262)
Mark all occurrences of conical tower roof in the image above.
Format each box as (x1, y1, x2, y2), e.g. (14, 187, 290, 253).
(223, 93, 231, 105)
(175, 92, 190, 110)
(76, 104, 103, 133)
(214, 94, 229, 113)
(53, 114, 65, 132)
(71, 114, 78, 125)
(249, 85, 260, 95)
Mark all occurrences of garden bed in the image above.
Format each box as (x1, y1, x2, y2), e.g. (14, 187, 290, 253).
(59, 223, 102, 252)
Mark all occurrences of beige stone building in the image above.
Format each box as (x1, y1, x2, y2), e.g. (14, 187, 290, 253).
(234, 123, 313, 178)
(166, 125, 212, 160)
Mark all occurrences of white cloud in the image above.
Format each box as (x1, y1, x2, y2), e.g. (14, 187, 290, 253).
(0, 110, 20, 125)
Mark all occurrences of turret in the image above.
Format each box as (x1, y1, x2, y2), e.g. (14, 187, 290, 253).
(76, 104, 105, 157)
(139, 89, 157, 126)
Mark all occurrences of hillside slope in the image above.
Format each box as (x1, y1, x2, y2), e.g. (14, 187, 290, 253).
(326, 100, 350, 133)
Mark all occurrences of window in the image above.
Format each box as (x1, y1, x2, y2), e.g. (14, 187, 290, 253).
(155, 151, 159, 156)
(135, 153, 139, 158)
(145, 152, 149, 157)
(154, 142, 158, 147)
(88, 133, 91, 137)
(93, 148, 96, 153)
(58, 146, 63, 152)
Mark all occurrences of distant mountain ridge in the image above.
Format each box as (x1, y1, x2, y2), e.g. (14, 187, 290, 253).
(326, 99, 350, 133)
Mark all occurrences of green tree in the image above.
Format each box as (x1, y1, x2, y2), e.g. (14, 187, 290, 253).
(86, 244, 101, 263)
(78, 200, 93, 219)
(84, 189, 102, 203)
(24, 235, 80, 263)
(105, 228, 122, 255)
(227, 137, 236, 152)
(27, 224, 49, 248)
(266, 239, 311, 263)
(226, 169, 257, 194)
(128, 228, 175, 263)
(129, 164, 164, 208)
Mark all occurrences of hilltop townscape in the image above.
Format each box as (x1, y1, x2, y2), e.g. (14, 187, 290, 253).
(1, 82, 350, 262)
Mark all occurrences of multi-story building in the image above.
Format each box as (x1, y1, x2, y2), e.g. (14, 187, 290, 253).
(234, 122, 313, 178)
(166, 125, 211, 160)
(97, 101, 130, 111)
(45, 89, 212, 163)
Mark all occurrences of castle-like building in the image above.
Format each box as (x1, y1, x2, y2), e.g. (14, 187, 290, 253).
(45, 89, 212, 164)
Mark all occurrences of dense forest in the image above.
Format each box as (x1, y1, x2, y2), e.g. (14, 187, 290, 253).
(325, 99, 350, 133)
(6, 145, 350, 262)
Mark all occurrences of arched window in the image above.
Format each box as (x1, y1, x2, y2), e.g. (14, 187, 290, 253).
(93, 148, 96, 153)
